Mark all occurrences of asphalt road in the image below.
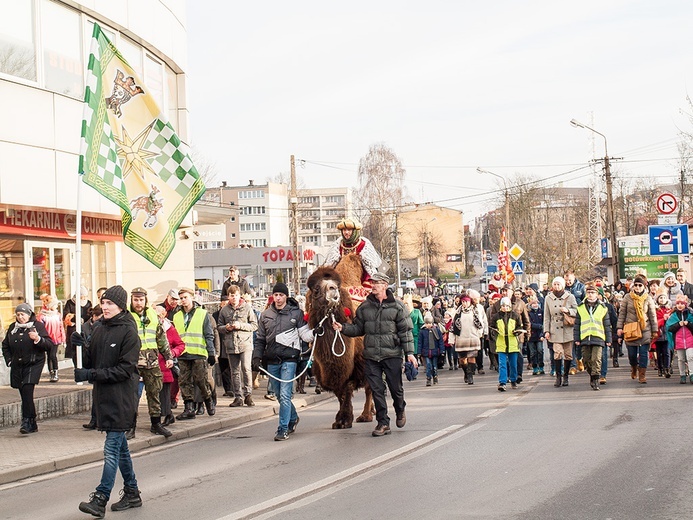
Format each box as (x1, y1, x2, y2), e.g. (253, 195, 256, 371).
(0, 363, 691, 520)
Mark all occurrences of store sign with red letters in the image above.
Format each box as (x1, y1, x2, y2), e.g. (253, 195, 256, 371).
(0, 209, 123, 241)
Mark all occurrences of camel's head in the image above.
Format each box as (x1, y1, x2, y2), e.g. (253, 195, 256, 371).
(307, 267, 343, 311)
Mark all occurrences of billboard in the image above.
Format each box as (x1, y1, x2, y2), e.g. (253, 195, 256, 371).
(618, 235, 679, 280)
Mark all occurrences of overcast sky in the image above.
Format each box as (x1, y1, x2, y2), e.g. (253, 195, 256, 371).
(185, 1, 693, 221)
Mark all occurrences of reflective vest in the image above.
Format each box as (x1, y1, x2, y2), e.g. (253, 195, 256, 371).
(577, 303, 607, 341)
(173, 307, 209, 357)
(495, 316, 520, 353)
(130, 307, 160, 351)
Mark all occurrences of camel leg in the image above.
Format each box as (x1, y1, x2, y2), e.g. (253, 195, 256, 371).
(332, 386, 355, 429)
(355, 383, 375, 423)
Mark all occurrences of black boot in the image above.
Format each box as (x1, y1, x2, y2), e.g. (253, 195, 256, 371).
(110, 486, 142, 512)
(19, 418, 31, 435)
(467, 363, 476, 385)
(204, 397, 216, 416)
(195, 402, 205, 415)
(562, 360, 571, 386)
(296, 374, 306, 394)
(150, 416, 172, 438)
(83, 418, 97, 430)
(177, 400, 196, 420)
(125, 413, 137, 440)
(553, 360, 562, 387)
(590, 374, 600, 390)
(162, 413, 175, 426)
(79, 491, 108, 518)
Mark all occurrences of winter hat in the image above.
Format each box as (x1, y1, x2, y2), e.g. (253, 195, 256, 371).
(500, 297, 512, 308)
(467, 289, 480, 300)
(370, 272, 390, 284)
(490, 293, 502, 301)
(101, 285, 127, 311)
(663, 272, 676, 283)
(272, 282, 290, 297)
(656, 294, 669, 306)
(676, 294, 689, 304)
(633, 274, 647, 286)
(167, 289, 180, 300)
(15, 303, 33, 316)
(552, 276, 566, 290)
(460, 295, 472, 303)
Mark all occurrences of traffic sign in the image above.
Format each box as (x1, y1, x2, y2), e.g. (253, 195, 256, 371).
(600, 238, 609, 259)
(511, 260, 524, 274)
(658, 214, 678, 225)
(656, 193, 678, 215)
(509, 243, 525, 260)
(649, 224, 690, 255)
(486, 264, 498, 273)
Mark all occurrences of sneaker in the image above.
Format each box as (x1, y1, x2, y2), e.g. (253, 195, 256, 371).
(532, 367, 539, 375)
(265, 393, 277, 401)
(244, 395, 255, 407)
(229, 397, 243, 407)
(510, 381, 518, 389)
(516, 376, 523, 384)
(538, 368, 545, 375)
(426, 379, 432, 386)
(477, 368, 485, 375)
(497, 383, 506, 392)
(79, 491, 108, 518)
(288, 416, 300, 434)
(433, 376, 438, 384)
(569, 367, 578, 375)
(372, 424, 391, 437)
(110, 486, 142, 511)
(274, 429, 289, 441)
(599, 377, 607, 385)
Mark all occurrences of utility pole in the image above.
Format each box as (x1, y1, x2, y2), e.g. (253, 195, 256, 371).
(394, 211, 401, 294)
(603, 154, 618, 284)
(679, 166, 686, 223)
(290, 155, 300, 296)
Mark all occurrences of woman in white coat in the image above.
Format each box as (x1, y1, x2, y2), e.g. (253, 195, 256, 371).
(543, 276, 578, 388)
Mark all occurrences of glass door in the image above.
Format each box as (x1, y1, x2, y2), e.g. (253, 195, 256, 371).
(25, 241, 74, 312)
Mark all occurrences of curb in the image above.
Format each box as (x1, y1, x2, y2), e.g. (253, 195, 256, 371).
(0, 392, 332, 486)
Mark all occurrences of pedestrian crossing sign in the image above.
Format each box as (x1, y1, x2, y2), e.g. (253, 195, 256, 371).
(511, 260, 524, 274)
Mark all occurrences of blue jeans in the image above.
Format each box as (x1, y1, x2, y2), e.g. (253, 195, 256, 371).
(425, 356, 438, 379)
(600, 344, 609, 378)
(267, 362, 298, 433)
(528, 341, 544, 368)
(96, 431, 137, 500)
(498, 352, 518, 384)
(627, 343, 649, 369)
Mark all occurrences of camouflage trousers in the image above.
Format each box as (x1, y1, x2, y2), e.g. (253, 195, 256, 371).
(179, 358, 211, 402)
(140, 365, 163, 417)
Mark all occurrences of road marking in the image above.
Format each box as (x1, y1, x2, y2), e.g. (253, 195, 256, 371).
(218, 423, 483, 520)
(477, 408, 503, 418)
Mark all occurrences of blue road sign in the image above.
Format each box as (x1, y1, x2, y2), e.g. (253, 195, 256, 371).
(454, 272, 460, 279)
(511, 260, 524, 275)
(649, 224, 690, 255)
(486, 264, 498, 273)
(601, 238, 609, 259)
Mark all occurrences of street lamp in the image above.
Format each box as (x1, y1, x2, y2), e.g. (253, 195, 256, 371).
(423, 217, 436, 296)
(477, 167, 510, 245)
(570, 119, 618, 283)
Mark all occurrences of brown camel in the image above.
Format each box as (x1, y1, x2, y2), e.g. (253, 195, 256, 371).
(306, 262, 374, 429)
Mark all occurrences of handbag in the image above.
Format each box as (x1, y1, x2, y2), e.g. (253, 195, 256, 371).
(562, 312, 575, 327)
(623, 321, 642, 342)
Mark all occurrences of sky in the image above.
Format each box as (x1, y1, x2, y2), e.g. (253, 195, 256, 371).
(185, 1, 693, 223)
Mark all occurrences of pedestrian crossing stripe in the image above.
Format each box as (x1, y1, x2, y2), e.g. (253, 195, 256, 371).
(511, 260, 524, 274)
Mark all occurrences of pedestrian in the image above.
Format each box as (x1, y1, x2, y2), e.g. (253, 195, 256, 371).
(527, 297, 545, 375)
(543, 276, 578, 388)
(665, 294, 693, 384)
(252, 282, 314, 440)
(419, 312, 444, 386)
(159, 288, 181, 321)
(153, 305, 186, 427)
(654, 294, 672, 377)
(661, 272, 681, 302)
(617, 274, 657, 383)
(82, 305, 104, 431)
(599, 288, 619, 384)
(442, 310, 458, 371)
(332, 272, 417, 437)
(573, 283, 612, 390)
(221, 266, 254, 301)
(676, 268, 693, 301)
(172, 287, 216, 419)
(64, 286, 92, 367)
(129, 287, 174, 438)
(486, 292, 502, 371)
(565, 270, 586, 373)
(218, 285, 258, 407)
(493, 297, 523, 391)
(468, 289, 488, 375)
(36, 294, 65, 383)
(73, 285, 142, 516)
(452, 295, 484, 384)
(2, 303, 53, 434)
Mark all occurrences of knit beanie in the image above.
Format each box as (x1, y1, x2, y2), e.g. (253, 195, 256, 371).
(272, 282, 289, 297)
(633, 274, 647, 286)
(15, 303, 33, 316)
(101, 285, 127, 311)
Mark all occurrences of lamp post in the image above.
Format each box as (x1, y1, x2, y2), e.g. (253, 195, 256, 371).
(570, 119, 618, 283)
(423, 217, 436, 296)
(477, 167, 510, 245)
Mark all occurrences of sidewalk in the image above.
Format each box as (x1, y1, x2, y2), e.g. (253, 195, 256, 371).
(0, 370, 332, 485)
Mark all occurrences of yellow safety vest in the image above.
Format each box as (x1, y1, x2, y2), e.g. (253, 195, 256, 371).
(496, 316, 520, 353)
(577, 303, 607, 341)
(130, 307, 160, 351)
(173, 307, 209, 357)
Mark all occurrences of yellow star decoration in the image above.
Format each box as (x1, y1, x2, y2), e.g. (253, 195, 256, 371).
(114, 122, 160, 181)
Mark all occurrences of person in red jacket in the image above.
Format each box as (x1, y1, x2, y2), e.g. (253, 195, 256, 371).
(155, 305, 186, 426)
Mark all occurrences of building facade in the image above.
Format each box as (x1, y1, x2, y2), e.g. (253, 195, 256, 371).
(0, 1, 197, 362)
(297, 187, 353, 247)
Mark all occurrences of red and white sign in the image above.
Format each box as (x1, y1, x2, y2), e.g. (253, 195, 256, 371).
(659, 230, 673, 244)
(0, 209, 123, 241)
(656, 193, 678, 215)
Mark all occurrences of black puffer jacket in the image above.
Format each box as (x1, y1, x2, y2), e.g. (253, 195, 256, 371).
(342, 290, 414, 362)
(83, 310, 140, 432)
(2, 315, 52, 388)
(253, 299, 307, 365)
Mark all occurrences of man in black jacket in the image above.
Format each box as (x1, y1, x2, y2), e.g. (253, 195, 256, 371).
(221, 266, 254, 300)
(74, 285, 142, 517)
(333, 272, 417, 437)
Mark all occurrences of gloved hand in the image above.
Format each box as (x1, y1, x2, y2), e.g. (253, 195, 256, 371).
(207, 355, 216, 367)
(251, 357, 261, 372)
(70, 331, 87, 347)
(74, 368, 94, 382)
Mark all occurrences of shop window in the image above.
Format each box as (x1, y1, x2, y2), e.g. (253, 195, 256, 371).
(41, 0, 82, 98)
(0, 240, 25, 331)
(0, 0, 37, 81)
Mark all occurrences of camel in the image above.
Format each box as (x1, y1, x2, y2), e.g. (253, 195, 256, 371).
(306, 257, 374, 429)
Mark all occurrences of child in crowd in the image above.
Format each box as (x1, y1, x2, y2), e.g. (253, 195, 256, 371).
(419, 312, 444, 386)
(666, 294, 693, 384)
(527, 297, 545, 375)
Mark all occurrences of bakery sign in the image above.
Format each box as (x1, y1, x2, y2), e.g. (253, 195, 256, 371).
(0, 209, 123, 241)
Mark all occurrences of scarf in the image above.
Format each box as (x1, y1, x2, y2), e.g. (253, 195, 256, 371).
(552, 289, 565, 298)
(630, 290, 648, 331)
(458, 305, 483, 332)
(11, 321, 34, 335)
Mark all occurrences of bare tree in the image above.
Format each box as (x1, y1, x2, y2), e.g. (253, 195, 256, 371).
(353, 143, 408, 272)
(190, 145, 218, 187)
